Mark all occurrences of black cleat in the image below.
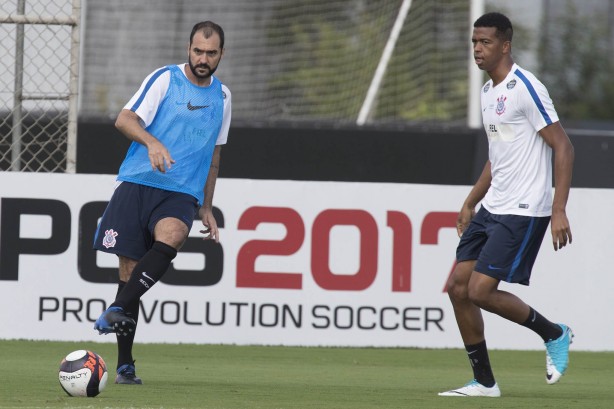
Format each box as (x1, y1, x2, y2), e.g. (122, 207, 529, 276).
(93, 306, 136, 336)
(115, 362, 143, 385)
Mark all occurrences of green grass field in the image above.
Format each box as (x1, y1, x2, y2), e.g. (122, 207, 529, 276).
(0, 339, 611, 409)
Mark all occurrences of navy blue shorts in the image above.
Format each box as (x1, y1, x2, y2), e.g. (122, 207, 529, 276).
(456, 207, 550, 285)
(93, 182, 199, 260)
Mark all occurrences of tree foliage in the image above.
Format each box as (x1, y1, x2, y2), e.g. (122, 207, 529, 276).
(265, 0, 470, 124)
(538, 1, 614, 121)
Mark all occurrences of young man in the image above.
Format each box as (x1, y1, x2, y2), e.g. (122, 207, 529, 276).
(438, 12, 575, 397)
(92, 21, 231, 385)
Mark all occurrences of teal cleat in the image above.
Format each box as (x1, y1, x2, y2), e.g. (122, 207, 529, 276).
(545, 323, 574, 384)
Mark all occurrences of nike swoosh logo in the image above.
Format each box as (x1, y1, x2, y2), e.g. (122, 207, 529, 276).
(187, 101, 209, 110)
(487, 265, 503, 270)
(141, 272, 155, 282)
(467, 350, 477, 355)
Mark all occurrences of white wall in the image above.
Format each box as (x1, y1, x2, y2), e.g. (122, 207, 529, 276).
(0, 172, 611, 351)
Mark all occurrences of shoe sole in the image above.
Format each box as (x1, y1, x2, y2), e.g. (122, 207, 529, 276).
(438, 390, 501, 397)
(438, 382, 501, 397)
(115, 378, 143, 385)
(94, 318, 136, 336)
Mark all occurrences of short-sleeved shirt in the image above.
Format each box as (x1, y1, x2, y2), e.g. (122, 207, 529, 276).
(480, 63, 559, 217)
(117, 64, 232, 204)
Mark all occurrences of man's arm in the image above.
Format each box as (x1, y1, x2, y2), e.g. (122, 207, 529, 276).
(198, 145, 222, 242)
(457, 160, 492, 237)
(115, 109, 174, 172)
(539, 121, 575, 250)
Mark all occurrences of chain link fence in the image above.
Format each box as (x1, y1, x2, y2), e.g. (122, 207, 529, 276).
(2, 0, 612, 173)
(0, 0, 80, 172)
(78, 0, 472, 127)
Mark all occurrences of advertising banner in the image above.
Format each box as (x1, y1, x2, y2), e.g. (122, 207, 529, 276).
(0, 173, 611, 351)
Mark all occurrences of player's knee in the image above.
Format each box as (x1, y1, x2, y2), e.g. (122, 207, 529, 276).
(446, 261, 474, 302)
(467, 286, 492, 309)
(159, 233, 187, 250)
(154, 217, 189, 248)
(446, 277, 468, 302)
(119, 270, 132, 282)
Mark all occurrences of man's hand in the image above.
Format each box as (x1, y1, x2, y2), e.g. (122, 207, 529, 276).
(551, 209, 572, 251)
(147, 139, 175, 172)
(456, 205, 475, 237)
(199, 206, 219, 243)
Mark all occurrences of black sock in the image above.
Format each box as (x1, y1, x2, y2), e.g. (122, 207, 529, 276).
(521, 307, 563, 342)
(115, 281, 139, 370)
(465, 340, 496, 387)
(112, 241, 177, 309)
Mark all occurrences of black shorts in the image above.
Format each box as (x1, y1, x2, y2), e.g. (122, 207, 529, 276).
(456, 207, 550, 285)
(93, 182, 199, 260)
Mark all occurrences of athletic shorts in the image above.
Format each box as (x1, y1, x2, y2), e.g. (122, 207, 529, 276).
(455, 206, 550, 285)
(93, 181, 199, 260)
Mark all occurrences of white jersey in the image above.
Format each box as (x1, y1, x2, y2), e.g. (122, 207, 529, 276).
(124, 64, 232, 146)
(481, 63, 559, 217)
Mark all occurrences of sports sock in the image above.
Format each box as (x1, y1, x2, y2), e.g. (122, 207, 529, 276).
(112, 241, 177, 309)
(520, 307, 563, 342)
(465, 340, 496, 387)
(115, 281, 139, 369)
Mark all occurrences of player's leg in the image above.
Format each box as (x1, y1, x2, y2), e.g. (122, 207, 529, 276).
(95, 186, 196, 335)
(439, 260, 499, 397)
(98, 220, 189, 329)
(468, 272, 563, 339)
(439, 207, 500, 397)
(106, 217, 187, 384)
(447, 260, 484, 345)
(114, 258, 143, 385)
(467, 271, 530, 322)
(101, 219, 186, 384)
(93, 183, 145, 336)
(112, 189, 198, 307)
(115, 188, 198, 298)
(471, 213, 573, 384)
(112, 224, 182, 309)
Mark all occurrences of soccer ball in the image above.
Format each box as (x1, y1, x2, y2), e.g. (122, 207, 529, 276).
(58, 350, 108, 397)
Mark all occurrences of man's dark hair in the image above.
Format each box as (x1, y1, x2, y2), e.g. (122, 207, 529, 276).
(474, 12, 513, 42)
(190, 21, 225, 49)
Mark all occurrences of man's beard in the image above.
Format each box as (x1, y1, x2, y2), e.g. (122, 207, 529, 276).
(188, 59, 218, 79)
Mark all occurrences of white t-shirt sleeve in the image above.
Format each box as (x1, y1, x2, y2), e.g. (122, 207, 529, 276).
(521, 75, 559, 132)
(123, 67, 171, 128)
(216, 84, 232, 145)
